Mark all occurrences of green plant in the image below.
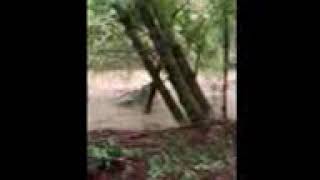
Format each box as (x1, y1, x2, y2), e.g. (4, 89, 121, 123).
(87, 144, 124, 169)
(87, 0, 236, 72)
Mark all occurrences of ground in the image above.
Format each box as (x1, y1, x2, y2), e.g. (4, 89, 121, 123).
(88, 121, 236, 180)
(87, 69, 236, 180)
(87, 69, 236, 131)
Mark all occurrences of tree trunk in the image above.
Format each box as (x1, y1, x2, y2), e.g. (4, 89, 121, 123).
(114, 6, 187, 123)
(144, 81, 157, 114)
(144, 71, 171, 114)
(194, 50, 200, 76)
(143, 0, 212, 116)
(170, 39, 212, 116)
(144, 63, 163, 114)
(222, 10, 230, 120)
(138, 4, 206, 122)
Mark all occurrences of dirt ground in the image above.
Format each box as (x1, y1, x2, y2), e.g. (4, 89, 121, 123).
(88, 121, 236, 180)
(88, 70, 236, 131)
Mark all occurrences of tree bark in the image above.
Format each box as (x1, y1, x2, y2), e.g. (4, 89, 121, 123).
(141, 1, 212, 116)
(144, 62, 163, 114)
(144, 81, 157, 114)
(138, 4, 206, 122)
(170, 39, 212, 115)
(114, 6, 187, 123)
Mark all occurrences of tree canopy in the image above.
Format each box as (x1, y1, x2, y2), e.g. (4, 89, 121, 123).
(88, 0, 236, 71)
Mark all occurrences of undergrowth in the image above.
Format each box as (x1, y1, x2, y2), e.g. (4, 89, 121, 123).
(88, 128, 234, 179)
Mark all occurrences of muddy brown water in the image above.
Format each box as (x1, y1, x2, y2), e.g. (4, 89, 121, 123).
(88, 70, 236, 131)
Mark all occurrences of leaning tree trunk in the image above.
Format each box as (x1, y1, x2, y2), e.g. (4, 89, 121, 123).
(114, 5, 187, 123)
(144, 65, 161, 114)
(170, 42, 212, 115)
(144, 69, 170, 114)
(113, 0, 214, 124)
(147, 2, 211, 114)
(137, 4, 206, 122)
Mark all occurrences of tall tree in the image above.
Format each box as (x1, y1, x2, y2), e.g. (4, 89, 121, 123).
(113, 3, 188, 123)
(140, 0, 213, 117)
(89, 0, 236, 123)
(113, 0, 214, 124)
(136, 0, 209, 122)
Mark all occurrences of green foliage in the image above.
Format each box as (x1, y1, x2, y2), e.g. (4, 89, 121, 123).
(87, 143, 124, 169)
(88, 124, 234, 178)
(87, 0, 236, 71)
(145, 134, 230, 179)
(88, 0, 138, 70)
(88, 144, 123, 160)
